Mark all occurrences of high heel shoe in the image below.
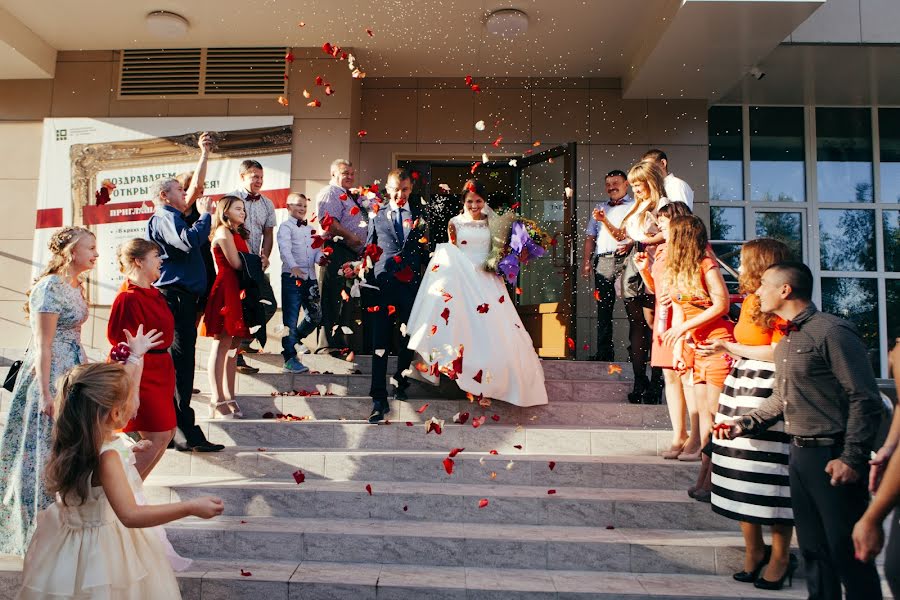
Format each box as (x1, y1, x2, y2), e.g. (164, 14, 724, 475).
(227, 399, 244, 418)
(733, 545, 771, 582)
(753, 553, 798, 590)
(209, 400, 234, 419)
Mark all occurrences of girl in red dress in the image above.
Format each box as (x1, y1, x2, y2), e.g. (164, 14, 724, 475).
(107, 238, 176, 479)
(202, 195, 251, 418)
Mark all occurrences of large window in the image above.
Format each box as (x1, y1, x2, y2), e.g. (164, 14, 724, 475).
(816, 108, 873, 203)
(749, 107, 805, 202)
(709, 105, 899, 375)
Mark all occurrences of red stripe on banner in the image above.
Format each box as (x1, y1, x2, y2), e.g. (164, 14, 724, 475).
(35, 208, 64, 229)
(80, 188, 292, 226)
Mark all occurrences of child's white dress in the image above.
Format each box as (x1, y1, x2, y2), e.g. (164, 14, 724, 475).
(17, 436, 182, 599)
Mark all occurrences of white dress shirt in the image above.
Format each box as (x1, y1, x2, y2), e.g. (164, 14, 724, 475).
(586, 196, 635, 255)
(277, 219, 322, 279)
(664, 173, 694, 209)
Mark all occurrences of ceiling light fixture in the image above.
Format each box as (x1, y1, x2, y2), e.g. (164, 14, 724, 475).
(145, 10, 191, 39)
(486, 9, 529, 36)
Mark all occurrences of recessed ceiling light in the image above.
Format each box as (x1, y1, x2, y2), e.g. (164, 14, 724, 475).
(145, 11, 190, 39)
(486, 9, 529, 36)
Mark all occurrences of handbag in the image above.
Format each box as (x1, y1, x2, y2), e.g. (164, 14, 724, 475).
(3, 359, 22, 392)
(3, 341, 29, 393)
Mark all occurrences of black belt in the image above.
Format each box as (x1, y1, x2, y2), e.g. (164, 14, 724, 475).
(146, 348, 169, 354)
(595, 251, 617, 258)
(792, 434, 843, 448)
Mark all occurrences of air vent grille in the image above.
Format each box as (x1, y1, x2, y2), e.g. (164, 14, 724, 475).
(118, 48, 287, 98)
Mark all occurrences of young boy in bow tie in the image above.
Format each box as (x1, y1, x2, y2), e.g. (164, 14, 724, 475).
(277, 193, 323, 373)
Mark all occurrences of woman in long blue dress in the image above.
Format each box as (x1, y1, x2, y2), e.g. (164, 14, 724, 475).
(0, 226, 96, 555)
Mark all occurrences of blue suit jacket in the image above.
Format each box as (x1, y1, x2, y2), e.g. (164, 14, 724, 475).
(366, 199, 429, 288)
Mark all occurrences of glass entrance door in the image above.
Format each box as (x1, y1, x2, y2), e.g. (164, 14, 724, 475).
(513, 143, 577, 358)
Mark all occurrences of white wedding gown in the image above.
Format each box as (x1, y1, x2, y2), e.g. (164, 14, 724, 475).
(406, 215, 548, 407)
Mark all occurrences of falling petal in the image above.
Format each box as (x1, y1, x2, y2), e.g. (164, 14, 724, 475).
(277, 96, 289, 106)
(473, 370, 483, 383)
(442, 457, 454, 475)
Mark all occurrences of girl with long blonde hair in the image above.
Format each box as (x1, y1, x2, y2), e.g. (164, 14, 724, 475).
(0, 226, 97, 556)
(18, 344, 224, 599)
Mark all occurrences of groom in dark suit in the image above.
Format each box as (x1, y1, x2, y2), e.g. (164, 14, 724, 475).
(366, 168, 430, 423)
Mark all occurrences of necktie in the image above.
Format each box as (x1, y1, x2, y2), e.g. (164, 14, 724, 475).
(246, 193, 261, 202)
(393, 209, 405, 242)
(296, 219, 307, 227)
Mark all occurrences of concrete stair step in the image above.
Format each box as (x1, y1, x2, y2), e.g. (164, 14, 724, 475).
(210, 352, 637, 382)
(202, 422, 672, 455)
(189, 394, 670, 426)
(156, 448, 697, 489)
(143, 478, 737, 531)
(192, 369, 635, 401)
(0, 556, 829, 600)
(164, 516, 790, 576)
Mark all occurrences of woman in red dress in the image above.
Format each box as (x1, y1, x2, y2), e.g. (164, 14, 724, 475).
(108, 238, 176, 479)
(202, 195, 251, 418)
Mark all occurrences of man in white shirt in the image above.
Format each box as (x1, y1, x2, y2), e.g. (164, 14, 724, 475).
(581, 170, 635, 362)
(642, 149, 694, 209)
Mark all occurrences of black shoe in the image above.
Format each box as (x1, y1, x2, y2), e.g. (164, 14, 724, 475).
(627, 391, 644, 404)
(235, 354, 260, 374)
(394, 387, 409, 401)
(753, 554, 797, 590)
(641, 388, 662, 405)
(240, 343, 259, 354)
(733, 545, 772, 583)
(368, 406, 387, 424)
(173, 440, 225, 453)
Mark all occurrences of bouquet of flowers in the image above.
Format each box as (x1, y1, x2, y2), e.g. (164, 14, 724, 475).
(486, 214, 551, 284)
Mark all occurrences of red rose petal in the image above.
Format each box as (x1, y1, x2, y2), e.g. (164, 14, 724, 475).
(430, 325, 438, 336)
(473, 369, 483, 383)
(416, 403, 430, 414)
(465, 75, 474, 86)
(566, 337, 575, 350)
(606, 525, 615, 530)
(241, 569, 252, 577)
(476, 303, 490, 313)
(548, 461, 556, 471)
(593, 289, 601, 301)
(365, 484, 373, 496)
(292, 470, 306, 484)
(513, 444, 523, 450)
(472, 415, 486, 428)
(491, 414, 500, 422)
(284, 52, 294, 63)
(406, 421, 413, 426)
(478, 498, 489, 509)
(441, 307, 450, 324)
(403, 505, 408, 512)
(489, 449, 499, 455)
(395, 265, 415, 283)
(499, 296, 505, 303)
(454, 412, 470, 425)
(442, 457, 454, 475)
(449, 447, 465, 457)
(431, 264, 440, 272)
(547, 489, 557, 495)
(366, 28, 374, 36)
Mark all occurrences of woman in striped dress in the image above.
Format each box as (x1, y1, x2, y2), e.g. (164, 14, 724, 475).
(696, 238, 794, 588)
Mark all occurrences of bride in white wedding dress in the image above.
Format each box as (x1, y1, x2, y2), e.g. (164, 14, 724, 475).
(406, 179, 548, 407)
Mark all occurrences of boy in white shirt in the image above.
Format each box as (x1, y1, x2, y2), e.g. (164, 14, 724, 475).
(277, 193, 322, 372)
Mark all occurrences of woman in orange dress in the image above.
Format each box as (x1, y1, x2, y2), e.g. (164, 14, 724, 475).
(660, 216, 734, 469)
(107, 239, 176, 478)
(202, 195, 251, 418)
(699, 239, 796, 590)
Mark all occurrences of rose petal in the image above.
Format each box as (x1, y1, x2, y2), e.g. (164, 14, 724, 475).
(547, 489, 557, 495)
(473, 369, 483, 383)
(241, 569, 252, 577)
(365, 484, 373, 495)
(548, 461, 556, 471)
(292, 470, 306, 484)
(416, 403, 429, 414)
(478, 498, 489, 509)
(489, 449, 499, 455)
(448, 447, 464, 457)
(442, 457, 454, 475)
(513, 444, 523, 450)
(491, 414, 500, 422)
(453, 411, 470, 425)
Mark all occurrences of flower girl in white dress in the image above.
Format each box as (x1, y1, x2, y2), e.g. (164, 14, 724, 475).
(406, 179, 548, 407)
(17, 328, 224, 600)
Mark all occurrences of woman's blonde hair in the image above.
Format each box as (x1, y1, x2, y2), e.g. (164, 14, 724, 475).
(210, 195, 249, 240)
(24, 226, 94, 316)
(664, 215, 710, 298)
(739, 238, 792, 329)
(621, 160, 668, 229)
(116, 238, 159, 274)
(44, 363, 133, 505)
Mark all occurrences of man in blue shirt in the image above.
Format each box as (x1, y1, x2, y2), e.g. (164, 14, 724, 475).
(147, 178, 224, 452)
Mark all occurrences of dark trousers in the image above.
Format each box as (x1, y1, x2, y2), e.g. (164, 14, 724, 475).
(789, 445, 883, 600)
(281, 274, 321, 360)
(369, 280, 417, 406)
(624, 294, 654, 389)
(319, 243, 358, 349)
(159, 286, 207, 446)
(593, 266, 617, 362)
(886, 510, 900, 598)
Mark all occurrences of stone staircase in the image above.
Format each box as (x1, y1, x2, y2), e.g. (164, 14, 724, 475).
(0, 352, 892, 599)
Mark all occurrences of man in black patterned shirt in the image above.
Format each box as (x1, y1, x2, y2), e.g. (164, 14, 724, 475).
(716, 261, 884, 599)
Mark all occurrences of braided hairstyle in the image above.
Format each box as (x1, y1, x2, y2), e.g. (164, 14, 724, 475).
(24, 226, 94, 316)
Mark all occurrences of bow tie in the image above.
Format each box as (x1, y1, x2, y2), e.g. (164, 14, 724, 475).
(775, 321, 800, 334)
(296, 219, 308, 227)
(608, 198, 624, 207)
(246, 193, 261, 201)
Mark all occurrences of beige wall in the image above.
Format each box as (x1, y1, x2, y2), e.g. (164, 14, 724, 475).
(0, 53, 710, 361)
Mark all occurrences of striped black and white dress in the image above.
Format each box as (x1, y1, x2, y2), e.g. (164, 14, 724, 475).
(711, 358, 793, 525)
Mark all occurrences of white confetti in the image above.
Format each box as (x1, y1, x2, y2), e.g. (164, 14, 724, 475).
(482, 153, 489, 163)
(341, 326, 354, 335)
(508, 159, 517, 167)
(259, 299, 273, 306)
(506, 461, 515, 471)
(475, 120, 485, 131)
(438, 183, 451, 193)
(248, 325, 262, 334)
(375, 349, 386, 357)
